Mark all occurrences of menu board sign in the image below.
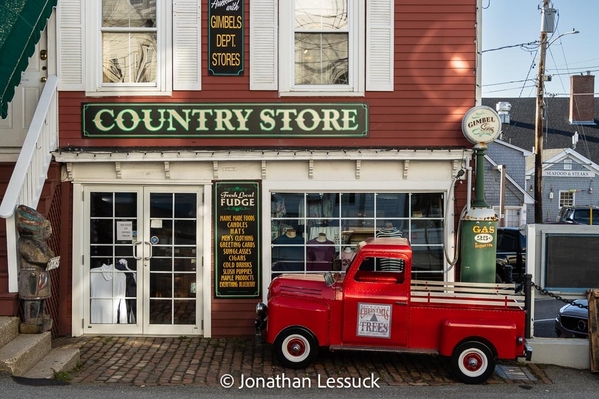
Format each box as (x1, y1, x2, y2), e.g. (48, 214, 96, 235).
(208, 0, 244, 76)
(214, 182, 260, 298)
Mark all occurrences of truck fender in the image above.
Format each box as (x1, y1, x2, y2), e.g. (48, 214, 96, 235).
(439, 320, 518, 359)
(266, 296, 330, 346)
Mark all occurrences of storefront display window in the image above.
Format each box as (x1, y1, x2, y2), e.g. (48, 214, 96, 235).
(270, 192, 445, 280)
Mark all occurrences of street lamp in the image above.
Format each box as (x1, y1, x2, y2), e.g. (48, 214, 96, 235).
(534, 1, 579, 223)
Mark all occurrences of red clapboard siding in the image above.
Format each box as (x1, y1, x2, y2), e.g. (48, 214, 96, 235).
(58, 0, 477, 150)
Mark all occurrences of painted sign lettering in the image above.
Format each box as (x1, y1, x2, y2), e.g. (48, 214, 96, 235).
(82, 103, 369, 138)
(209, 0, 244, 75)
(214, 182, 261, 298)
(357, 303, 391, 338)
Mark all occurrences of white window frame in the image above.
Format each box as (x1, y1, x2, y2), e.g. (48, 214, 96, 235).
(559, 190, 574, 208)
(564, 159, 573, 170)
(278, 1, 364, 96)
(85, 0, 171, 96)
(250, 0, 393, 94)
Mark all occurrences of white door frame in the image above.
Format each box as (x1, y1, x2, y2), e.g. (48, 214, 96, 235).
(72, 183, 212, 337)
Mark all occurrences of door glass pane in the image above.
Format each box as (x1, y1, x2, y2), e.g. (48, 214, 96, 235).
(90, 192, 138, 325)
(175, 193, 197, 218)
(174, 301, 196, 324)
(151, 219, 173, 244)
(148, 192, 197, 326)
(115, 192, 137, 217)
(149, 299, 171, 324)
(174, 220, 196, 245)
(150, 273, 172, 297)
(150, 193, 173, 217)
(90, 192, 113, 217)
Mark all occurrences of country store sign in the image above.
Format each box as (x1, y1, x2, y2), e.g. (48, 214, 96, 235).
(82, 103, 368, 138)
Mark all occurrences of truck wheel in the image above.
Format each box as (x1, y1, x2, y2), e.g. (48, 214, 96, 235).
(451, 341, 495, 384)
(274, 327, 319, 369)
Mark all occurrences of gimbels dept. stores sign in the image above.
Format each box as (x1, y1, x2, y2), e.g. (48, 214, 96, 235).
(82, 103, 368, 138)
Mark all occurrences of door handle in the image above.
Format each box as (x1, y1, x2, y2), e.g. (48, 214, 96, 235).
(395, 301, 408, 306)
(132, 241, 142, 260)
(144, 241, 153, 260)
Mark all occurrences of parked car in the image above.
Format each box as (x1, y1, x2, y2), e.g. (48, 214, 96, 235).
(556, 206, 599, 225)
(496, 227, 526, 284)
(555, 299, 588, 338)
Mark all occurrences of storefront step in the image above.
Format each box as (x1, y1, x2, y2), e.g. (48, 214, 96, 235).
(0, 318, 78, 378)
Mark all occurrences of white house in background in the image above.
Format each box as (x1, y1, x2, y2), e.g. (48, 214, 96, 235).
(526, 148, 599, 223)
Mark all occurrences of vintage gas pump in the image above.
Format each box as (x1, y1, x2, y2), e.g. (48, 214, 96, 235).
(459, 106, 502, 283)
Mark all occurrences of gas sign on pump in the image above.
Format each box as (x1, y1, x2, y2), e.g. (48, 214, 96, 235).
(460, 106, 502, 283)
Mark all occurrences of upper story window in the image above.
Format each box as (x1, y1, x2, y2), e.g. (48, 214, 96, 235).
(58, 0, 201, 95)
(250, 0, 393, 95)
(289, 0, 352, 89)
(564, 159, 572, 170)
(102, 0, 158, 86)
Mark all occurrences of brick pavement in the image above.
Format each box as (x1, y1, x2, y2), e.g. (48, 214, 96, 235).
(52, 336, 551, 387)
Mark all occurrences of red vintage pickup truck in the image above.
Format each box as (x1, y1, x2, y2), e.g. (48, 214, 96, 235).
(255, 237, 532, 384)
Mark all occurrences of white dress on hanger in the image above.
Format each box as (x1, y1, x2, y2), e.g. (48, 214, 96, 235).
(90, 263, 128, 323)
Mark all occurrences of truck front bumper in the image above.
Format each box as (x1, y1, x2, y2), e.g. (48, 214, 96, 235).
(254, 302, 268, 337)
(524, 340, 533, 361)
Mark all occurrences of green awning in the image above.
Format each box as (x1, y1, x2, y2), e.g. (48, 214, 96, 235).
(0, 0, 56, 119)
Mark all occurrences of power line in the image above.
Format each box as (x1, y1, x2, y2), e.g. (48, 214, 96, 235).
(481, 40, 540, 53)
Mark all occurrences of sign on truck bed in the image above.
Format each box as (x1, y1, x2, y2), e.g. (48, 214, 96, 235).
(255, 237, 532, 384)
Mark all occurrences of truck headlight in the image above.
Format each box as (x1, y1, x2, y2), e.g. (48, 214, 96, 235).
(256, 302, 268, 318)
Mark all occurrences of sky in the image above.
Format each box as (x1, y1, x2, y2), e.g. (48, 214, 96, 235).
(482, 0, 599, 98)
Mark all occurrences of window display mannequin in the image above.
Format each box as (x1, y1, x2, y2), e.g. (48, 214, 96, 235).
(376, 221, 403, 238)
(307, 233, 335, 271)
(340, 246, 355, 271)
(272, 228, 305, 271)
(375, 222, 404, 272)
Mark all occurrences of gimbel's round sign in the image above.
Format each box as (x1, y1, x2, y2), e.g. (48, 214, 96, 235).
(461, 106, 501, 144)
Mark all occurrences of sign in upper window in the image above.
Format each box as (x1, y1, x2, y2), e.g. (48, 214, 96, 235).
(59, 0, 201, 95)
(294, 0, 348, 85)
(102, 0, 158, 85)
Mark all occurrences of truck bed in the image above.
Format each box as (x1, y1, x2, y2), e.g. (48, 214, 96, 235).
(410, 280, 523, 309)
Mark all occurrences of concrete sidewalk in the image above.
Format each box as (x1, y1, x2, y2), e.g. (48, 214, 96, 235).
(51, 336, 550, 387)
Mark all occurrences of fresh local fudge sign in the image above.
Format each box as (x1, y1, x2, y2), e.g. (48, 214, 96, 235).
(214, 182, 261, 298)
(81, 103, 368, 138)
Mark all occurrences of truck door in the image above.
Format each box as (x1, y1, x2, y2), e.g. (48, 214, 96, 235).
(342, 255, 410, 346)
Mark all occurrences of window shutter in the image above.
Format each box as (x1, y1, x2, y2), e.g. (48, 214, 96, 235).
(250, 0, 277, 90)
(57, 0, 84, 90)
(366, 0, 394, 91)
(174, 0, 201, 90)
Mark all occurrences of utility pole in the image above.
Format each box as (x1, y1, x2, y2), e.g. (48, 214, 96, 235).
(534, 0, 551, 223)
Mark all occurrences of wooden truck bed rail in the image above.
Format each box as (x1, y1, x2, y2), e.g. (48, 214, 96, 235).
(410, 280, 523, 308)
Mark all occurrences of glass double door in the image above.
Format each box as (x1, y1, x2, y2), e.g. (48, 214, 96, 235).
(84, 186, 203, 335)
